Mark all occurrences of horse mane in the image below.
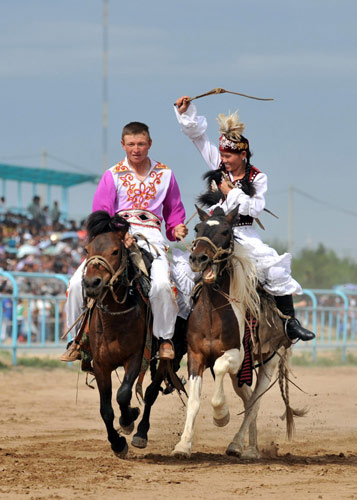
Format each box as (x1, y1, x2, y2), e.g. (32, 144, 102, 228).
(230, 242, 260, 323)
(86, 211, 130, 241)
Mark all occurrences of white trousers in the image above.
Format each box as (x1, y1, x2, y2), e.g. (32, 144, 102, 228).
(65, 226, 178, 341)
(170, 226, 302, 310)
(234, 226, 302, 296)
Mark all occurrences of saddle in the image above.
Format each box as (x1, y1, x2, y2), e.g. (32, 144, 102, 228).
(128, 241, 153, 275)
(127, 241, 153, 299)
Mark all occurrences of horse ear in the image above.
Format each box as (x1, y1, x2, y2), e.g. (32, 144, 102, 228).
(195, 204, 210, 222)
(226, 205, 240, 227)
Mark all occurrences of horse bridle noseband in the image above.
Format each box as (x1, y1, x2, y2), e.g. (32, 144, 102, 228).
(82, 243, 136, 314)
(191, 236, 234, 270)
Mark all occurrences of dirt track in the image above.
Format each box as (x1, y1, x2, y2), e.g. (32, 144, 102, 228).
(0, 364, 356, 499)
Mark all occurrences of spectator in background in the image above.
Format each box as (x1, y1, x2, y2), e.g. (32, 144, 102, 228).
(1, 295, 13, 340)
(0, 205, 86, 277)
(0, 196, 6, 213)
(40, 206, 51, 227)
(68, 220, 78, 231)
(27, 195, 42, 229)
(50, 201, 60, 224)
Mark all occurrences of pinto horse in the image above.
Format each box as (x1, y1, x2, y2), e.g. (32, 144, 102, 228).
(82, 211, 185, 457)
(172, 206, 300, 458)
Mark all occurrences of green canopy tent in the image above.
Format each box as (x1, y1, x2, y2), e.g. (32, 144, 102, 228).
(0, 163, 99, 220)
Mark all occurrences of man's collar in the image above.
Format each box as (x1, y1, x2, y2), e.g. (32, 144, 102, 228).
(113, 157, 168, 174)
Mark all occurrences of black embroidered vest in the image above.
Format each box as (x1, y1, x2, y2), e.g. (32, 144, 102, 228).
(233, 165, 260, 227)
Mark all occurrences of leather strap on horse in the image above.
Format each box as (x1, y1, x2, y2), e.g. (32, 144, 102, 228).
(133, 232, 160, 259)
(61, 298, 95, 340)
(135, 305, 153, 402)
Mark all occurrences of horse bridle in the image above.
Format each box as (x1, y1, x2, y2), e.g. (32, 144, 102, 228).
(82, 242, 132, 307)
(191, 235, 234, 272)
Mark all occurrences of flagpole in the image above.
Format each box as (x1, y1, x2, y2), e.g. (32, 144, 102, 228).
(102, 0, 109, 171)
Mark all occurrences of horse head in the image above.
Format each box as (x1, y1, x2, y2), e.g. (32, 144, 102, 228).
(190, 205, 239, 284)
(82, 211, 130, 299)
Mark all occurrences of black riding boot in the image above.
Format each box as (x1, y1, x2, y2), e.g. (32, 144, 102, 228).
(274, 295, 315, 342)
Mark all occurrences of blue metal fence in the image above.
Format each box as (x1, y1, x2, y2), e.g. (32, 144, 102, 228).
(294, 288, 357, 361)
(0, 271, 356, 365)
(0, 271, 70, 365)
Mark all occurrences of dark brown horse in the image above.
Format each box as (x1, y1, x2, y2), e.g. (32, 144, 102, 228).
(172, 206, 300, 458)
(82, 211, 186, 457)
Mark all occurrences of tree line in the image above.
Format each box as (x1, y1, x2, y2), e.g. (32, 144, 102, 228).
(269, 240, 357, 289)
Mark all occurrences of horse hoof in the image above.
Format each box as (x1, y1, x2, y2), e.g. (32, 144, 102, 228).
(120, 421, 135, 435)
(226, 443, 242, 457)
(131, 435, 147, 449)
(119, 407, 140, 435)
(112, 441, 129, 459)
(213, 412, 230, 427)
(171, 450, 190, 458)
(171, 444, 191, 458)
(241, 447, 261, 459)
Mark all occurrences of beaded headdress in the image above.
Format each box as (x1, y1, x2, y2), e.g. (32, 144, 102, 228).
(217, 111, 249, 153)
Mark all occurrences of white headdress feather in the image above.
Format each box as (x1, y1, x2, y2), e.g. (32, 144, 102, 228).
(217, 111, 245, 142)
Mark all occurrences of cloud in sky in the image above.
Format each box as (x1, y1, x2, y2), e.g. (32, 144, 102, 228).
(2, 16, 356, 80)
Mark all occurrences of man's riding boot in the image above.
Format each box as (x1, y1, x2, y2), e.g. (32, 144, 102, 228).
(274, 295, 315, 342)
(60, 340, 81, 362)
(159, 338, 175, 360)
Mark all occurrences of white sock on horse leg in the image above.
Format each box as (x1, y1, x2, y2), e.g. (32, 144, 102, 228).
(211, 349, 244, 422)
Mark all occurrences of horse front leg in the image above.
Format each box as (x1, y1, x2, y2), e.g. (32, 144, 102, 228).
(226, 352, 280, 458)
(133, 325, 187, 450)
(211, 348, 244, 427)
(171, 353, 203, 458)
(95, 367, 128, 457)
(116, 355, 141, 435)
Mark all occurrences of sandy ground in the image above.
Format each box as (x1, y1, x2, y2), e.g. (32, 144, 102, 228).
(0, 363, 356, 500)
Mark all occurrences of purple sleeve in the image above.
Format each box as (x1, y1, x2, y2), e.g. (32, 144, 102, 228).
(163, 172, 186, 241)
(92, 170, 117, 216)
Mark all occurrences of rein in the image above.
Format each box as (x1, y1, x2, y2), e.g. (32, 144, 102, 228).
(96, 303, 136, 316)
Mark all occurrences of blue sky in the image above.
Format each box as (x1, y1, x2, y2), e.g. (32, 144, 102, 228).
(1, 0, 356, 257)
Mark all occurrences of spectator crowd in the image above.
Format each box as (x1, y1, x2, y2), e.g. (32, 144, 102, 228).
(0, 196, 86, 276)
(0, 197, 88, 343)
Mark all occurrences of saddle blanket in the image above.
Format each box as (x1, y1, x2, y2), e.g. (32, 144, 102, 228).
(237, 314, 257, 387)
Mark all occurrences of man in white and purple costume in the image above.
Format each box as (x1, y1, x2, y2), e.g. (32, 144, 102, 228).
(62, 121, 188, 361)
